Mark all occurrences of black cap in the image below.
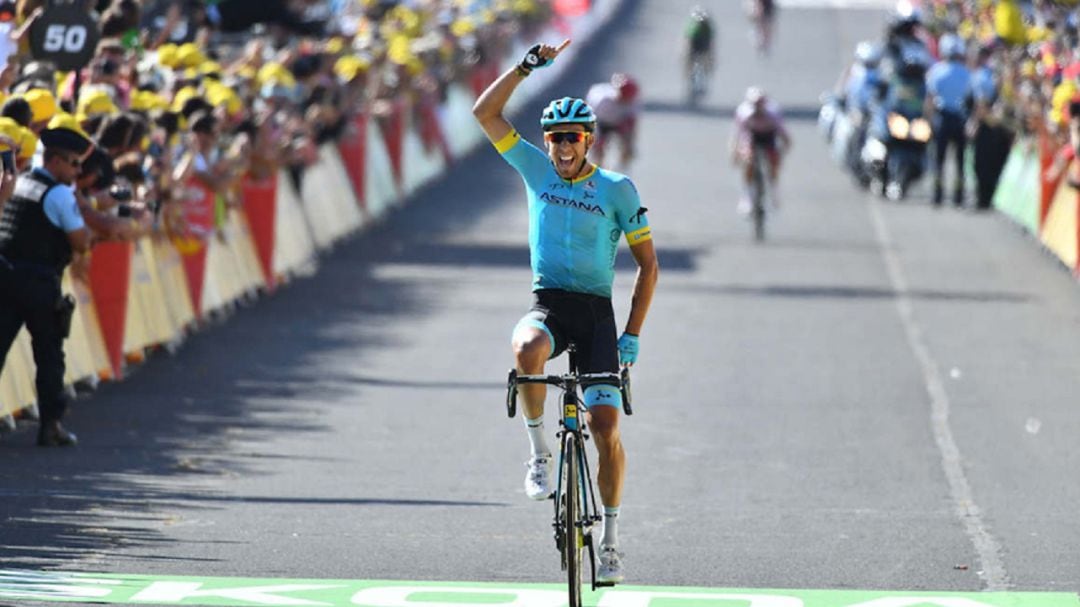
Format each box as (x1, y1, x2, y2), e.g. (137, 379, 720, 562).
(41, 127, 92, 155)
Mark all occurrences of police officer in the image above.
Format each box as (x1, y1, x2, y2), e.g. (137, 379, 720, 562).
(0, 126, 95, 446)
(882, 3, 928, 81)
(926, 33, 973, 207)
(971, 43, 1011, 211)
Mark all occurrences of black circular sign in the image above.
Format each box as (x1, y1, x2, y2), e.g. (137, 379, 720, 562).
(29, 4, 101, 72)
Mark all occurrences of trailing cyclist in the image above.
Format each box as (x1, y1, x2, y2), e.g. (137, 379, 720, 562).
(731, 87, 791, 215)
(683, 6, 715, 95)
(585, 72, 641, 171)
(472, 39, 659, 584)
(746, 0, 777, 57)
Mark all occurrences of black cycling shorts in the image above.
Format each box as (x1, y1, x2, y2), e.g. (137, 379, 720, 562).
(751, 129, 778, 149)
(515, 289, 619, 375)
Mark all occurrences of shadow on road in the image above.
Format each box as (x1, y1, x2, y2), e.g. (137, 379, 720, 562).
(642, 101, 824, 121)
(668, 282, 1035, 303)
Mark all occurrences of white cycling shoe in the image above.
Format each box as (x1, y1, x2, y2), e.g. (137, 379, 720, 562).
(597, 545, 624, 583)
(524, 454, 553, 500)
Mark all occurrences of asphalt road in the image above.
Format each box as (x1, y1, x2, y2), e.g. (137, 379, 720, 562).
(3, 0, 1080, 602)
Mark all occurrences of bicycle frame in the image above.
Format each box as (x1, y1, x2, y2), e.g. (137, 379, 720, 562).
(504, 344, 632, 603)
(750, 142, 769, 241)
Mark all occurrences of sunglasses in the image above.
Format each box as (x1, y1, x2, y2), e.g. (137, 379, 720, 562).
(544, 131, 588, 144)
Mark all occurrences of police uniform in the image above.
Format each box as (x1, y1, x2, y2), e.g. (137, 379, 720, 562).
(971, 62, 1011, 210)
(0, 127, 92, 446)
(926, 58, 973, 206)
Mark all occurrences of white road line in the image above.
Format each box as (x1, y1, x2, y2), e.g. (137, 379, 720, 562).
(778, 0, 894, 8)
(867, 197, 1010, 591)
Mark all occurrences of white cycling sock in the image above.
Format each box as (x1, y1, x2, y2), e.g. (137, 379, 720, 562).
(525, 416, 549, 457)
(601, 506, 620, 547)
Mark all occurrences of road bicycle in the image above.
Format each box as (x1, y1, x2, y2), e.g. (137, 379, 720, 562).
(687, 56, 708, 106)
(749, 141, 770, 242)
(505, 344, 632, 607)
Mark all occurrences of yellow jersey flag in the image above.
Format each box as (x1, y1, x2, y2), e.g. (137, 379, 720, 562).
(995, 0, 1026, 46)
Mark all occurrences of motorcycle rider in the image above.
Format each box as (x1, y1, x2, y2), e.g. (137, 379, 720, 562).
(882, 2, 929, 81)
(843, 41, 884, 174)
(925, 33, 973, 207)
(867, 39, 932, 198)
(846, 42, 884, 118)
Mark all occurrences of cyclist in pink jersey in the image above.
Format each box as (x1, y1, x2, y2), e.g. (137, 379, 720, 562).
(731, 87, 791, 213)
(585, 72, 640, 170)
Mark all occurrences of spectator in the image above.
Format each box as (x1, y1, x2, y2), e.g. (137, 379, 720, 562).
(0, 0, 554, 436)
(971, 43, 1012, 211)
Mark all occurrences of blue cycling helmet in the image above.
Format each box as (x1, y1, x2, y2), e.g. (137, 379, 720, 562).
(540, 97, 596, 131)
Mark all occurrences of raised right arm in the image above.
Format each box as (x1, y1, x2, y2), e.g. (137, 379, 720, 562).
(472, 68, 529, 144)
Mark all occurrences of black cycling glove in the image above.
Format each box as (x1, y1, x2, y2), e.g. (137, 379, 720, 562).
(519, 44, 553, 73)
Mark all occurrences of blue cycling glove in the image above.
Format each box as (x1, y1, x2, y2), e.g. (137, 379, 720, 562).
(617, 332, 639, 366)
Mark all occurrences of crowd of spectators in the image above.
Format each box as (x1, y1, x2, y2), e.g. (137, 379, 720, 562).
(0, 0, 553, 273)
(0, 0, 561, 445)
(915, 0, 1080, 197)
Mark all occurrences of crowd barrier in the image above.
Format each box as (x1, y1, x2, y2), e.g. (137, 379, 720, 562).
(993, 135, 1080, 276)
(0, 0, 624, 429)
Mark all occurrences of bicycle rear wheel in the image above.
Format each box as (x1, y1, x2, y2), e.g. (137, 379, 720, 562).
(562, 435, 583, 607)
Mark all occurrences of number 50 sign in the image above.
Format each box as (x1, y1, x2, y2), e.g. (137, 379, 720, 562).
(29, 3, 101, 71)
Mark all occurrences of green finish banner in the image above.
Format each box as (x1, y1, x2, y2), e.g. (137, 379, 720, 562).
(0, 570, 1077, 607)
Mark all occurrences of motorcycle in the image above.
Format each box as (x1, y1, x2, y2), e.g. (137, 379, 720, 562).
(861, 111, 932, 200)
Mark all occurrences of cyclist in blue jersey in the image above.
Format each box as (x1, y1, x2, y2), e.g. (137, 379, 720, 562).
(473, 39, 659, 584)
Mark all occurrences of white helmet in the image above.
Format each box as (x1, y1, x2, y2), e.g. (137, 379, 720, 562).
(854, 41, 883, 67)
(893, 0, 922, 24)
(939, 33, 966, 59)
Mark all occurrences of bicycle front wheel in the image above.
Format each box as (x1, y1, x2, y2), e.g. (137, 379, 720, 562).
(563, 435, 583, 607)
(752, 149, 768, 242)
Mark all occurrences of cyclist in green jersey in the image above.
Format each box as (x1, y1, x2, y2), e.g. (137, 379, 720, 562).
(684, 6, 715, 85)
(473, 39, 659, 584)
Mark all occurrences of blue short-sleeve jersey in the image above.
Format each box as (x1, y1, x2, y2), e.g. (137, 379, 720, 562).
(927, 60, 973, 115)
(494, 129, 651, 298)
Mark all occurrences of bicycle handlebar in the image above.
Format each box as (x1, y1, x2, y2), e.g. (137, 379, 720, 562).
(512, 372, 623, 388)
(506, 368, 633, 417)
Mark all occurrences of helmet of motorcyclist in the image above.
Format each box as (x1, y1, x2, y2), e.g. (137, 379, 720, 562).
(888, 1, 922, 36)
(540, 97, 596, 131)
(891, 1, 922, 26)
(938, 33, 966, 60)
(854, 41, 883, 68)
(611, 72, 640, 102)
